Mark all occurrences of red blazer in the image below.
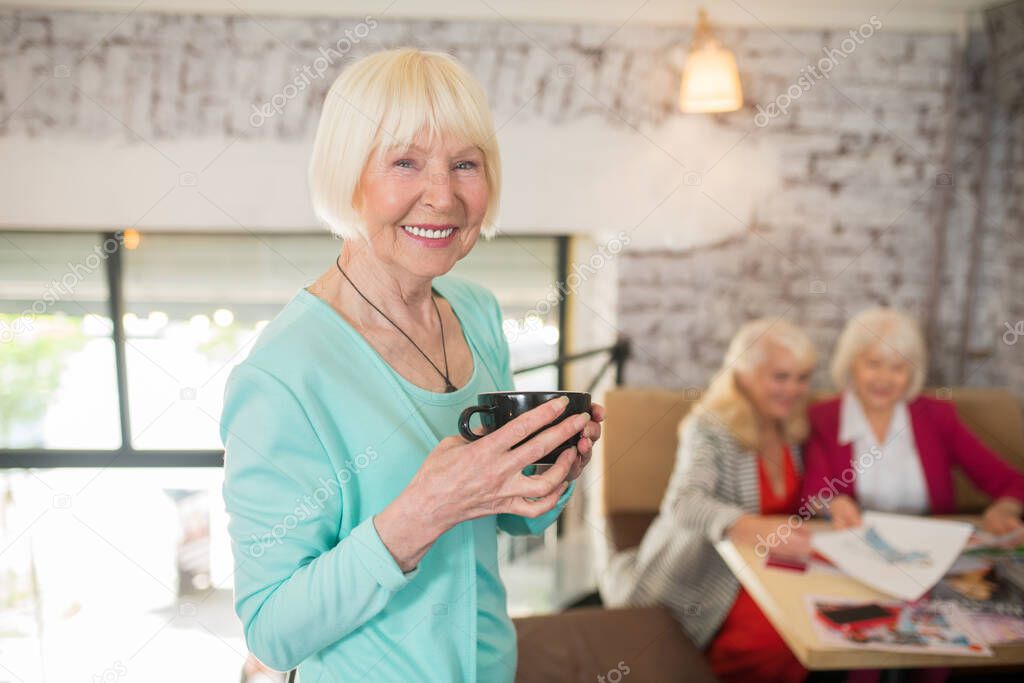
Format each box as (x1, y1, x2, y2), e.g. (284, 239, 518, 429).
(801, 395, 1024, 515)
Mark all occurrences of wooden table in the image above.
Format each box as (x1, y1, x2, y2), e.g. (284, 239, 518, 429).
(715, 516, 1024, 671)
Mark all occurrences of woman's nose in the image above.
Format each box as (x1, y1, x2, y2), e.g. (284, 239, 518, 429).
(422, 171, 455, 211)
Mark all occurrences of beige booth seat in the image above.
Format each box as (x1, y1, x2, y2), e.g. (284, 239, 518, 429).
(601, 387, 1024, 553)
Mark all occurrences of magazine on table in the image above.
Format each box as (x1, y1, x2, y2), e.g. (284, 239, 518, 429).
(967, 613, 1024, 645)
(806, 596, 992, 656)
(931, 556, 1024, 619)
(930, 532, 1024, 644)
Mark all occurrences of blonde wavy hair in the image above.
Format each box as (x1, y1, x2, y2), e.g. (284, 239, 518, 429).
(689, 318, 817, 450)
(309, 47, 502, 240)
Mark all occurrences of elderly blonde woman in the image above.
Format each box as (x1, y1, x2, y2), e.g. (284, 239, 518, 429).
(601, 319, 815, 683)
(802, 307, 1024, 533)
(220, 48, 605, 682)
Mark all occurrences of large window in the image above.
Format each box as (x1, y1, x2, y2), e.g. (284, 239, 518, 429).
(1, 230, 567, 465)
(1, 233, 122, 451)
(0, 229, 568, 681)
(119, 233, 338, 451)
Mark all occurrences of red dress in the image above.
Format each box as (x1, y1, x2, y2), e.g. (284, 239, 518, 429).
(706, 446, 808, 683)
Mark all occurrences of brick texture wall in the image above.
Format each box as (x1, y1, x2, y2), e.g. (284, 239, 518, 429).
(618, 7, 1024, 399)
(1, 6, 1020, 396)
(985, 2, 1024, 397)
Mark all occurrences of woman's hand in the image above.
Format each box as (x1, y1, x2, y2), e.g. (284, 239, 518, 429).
(828, 494, 862, 529)
(567, 402, 605, 482)
(728, 515, 813, 558)
(982, 497, 1024, 535)
(375, 396, 589, 571)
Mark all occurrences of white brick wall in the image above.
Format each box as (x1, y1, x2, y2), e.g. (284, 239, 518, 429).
(0, 6, 1020, 397)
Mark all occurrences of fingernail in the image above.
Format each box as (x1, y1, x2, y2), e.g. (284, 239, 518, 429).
(557, 396, 570, 407)
(575, 413, 588, 428)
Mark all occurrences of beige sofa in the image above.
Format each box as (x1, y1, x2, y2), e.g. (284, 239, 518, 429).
(601, 386, 1024, 553)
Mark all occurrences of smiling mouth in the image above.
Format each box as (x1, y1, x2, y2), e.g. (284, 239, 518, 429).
(401, 225, 457, 239)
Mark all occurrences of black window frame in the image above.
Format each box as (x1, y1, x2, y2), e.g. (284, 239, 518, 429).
(0, 229, 570, 469)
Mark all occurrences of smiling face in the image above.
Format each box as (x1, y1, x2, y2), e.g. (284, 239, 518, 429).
(738, 342, 812, 422)
(351, 131, 489, 279)
(849, 343, 912, 413)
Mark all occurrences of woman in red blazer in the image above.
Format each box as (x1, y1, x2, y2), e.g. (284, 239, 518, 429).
(802, 307, 1024, 532)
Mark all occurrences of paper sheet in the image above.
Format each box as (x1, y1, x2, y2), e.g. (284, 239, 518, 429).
(811, 512, 973, 601)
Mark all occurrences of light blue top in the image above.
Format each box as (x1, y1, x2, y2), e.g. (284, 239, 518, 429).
(393, 344, 515, 682)
(220, 274, 573, 682)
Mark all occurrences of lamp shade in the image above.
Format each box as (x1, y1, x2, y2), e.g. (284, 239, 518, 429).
(678, 10, 743, 114)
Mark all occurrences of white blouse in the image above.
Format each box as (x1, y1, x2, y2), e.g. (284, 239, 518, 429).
(839, 390, 930, 514)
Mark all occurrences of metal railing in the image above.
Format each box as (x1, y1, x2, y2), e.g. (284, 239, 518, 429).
(513, 337, 630, 394)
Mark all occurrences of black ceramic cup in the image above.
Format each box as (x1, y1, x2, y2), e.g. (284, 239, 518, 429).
(457, 391, 592, 465)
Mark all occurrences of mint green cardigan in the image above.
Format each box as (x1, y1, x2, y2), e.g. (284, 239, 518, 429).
(220, 274, 573, 682)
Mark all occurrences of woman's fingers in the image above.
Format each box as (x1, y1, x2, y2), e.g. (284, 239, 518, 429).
(985, 511, 1021, 535)
(517, 447, 576, 498)
(484, 397, 571, 452)
(505, 481, 569, 518)
(786, 529, 813, 556)
(579, 404, 604, 443)
(567, 450, 591, 481)
(984, 499, 1024, 535)
(508, 412, 589, 471)
(834, 511, 860, 529)
(567, 456, 583, 482)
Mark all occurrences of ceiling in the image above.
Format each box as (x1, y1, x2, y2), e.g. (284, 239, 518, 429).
(0, 0, 1004, 33)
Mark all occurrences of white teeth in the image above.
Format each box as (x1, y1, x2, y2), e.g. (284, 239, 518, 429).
(402, 226, 455, 239)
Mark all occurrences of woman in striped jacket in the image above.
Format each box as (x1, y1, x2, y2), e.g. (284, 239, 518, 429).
(600, 319, 816, 683)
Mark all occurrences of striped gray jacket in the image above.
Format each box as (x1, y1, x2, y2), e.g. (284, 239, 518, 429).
(599, 412, 803, 649)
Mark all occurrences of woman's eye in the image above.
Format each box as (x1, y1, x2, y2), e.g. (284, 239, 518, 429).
(454, 160, 478, 171)
(394, 159, 415, 169)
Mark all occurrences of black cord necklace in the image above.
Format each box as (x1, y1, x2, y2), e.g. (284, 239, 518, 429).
(335, 257, 457, 393)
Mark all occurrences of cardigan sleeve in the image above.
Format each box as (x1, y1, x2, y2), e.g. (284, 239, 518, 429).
(221, 363, 418, 672)
(473, 285, 575, 536)
(939, 401, 1024, 504)
(800, 407, 853, 515)
(664, 416, 746, 543)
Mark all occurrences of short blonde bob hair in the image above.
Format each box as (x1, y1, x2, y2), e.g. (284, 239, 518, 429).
(691, 318, 817, 449)
(308, 48, 502, 240)
(830, 307, 927, 400)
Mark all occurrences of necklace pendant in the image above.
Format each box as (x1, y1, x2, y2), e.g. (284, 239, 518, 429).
(444, 382, 457, 393)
